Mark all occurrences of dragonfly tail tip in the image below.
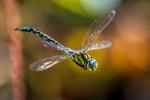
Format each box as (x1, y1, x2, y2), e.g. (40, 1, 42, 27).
(14, 27, 20, 31)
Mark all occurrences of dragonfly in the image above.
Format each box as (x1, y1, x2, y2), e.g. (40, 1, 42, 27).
(15, 10, 115, 71)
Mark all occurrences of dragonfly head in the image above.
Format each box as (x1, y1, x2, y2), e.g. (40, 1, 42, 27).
(87, 58, 98, 71)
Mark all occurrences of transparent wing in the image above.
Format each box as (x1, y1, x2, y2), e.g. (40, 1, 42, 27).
(87, 40, 112, 51)
(81, 10, 115, 51)
(30, 54, 69, 71)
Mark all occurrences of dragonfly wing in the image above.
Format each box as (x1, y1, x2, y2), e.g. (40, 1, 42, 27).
(81, 10, 115, 51)
(87, 40, 112, 51)
(30, 54, 69, 71)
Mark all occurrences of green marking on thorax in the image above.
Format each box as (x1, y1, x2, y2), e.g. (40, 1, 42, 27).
(72, 54, 85, 65)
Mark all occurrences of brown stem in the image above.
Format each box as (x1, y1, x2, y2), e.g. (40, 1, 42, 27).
(2, 0, 25, 100)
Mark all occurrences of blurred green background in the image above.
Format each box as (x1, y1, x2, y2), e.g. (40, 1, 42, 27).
(0, 0, 150, 100)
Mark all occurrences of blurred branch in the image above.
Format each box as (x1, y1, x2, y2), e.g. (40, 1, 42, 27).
(2, 0, 25, 100)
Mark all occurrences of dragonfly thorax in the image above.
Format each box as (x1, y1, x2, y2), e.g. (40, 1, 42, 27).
(71, 53, 98, 71)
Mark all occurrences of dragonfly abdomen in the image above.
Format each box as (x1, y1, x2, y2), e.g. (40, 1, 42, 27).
(15, 27, 66, 51)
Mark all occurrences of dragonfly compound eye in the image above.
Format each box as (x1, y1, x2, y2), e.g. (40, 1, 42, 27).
(87, 58, 97, 71)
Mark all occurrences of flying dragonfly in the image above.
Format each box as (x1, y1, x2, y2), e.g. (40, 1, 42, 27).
(15, 10, 116, 71)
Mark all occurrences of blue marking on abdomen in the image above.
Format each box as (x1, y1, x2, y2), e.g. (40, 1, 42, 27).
(15, 27, 66, 51)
